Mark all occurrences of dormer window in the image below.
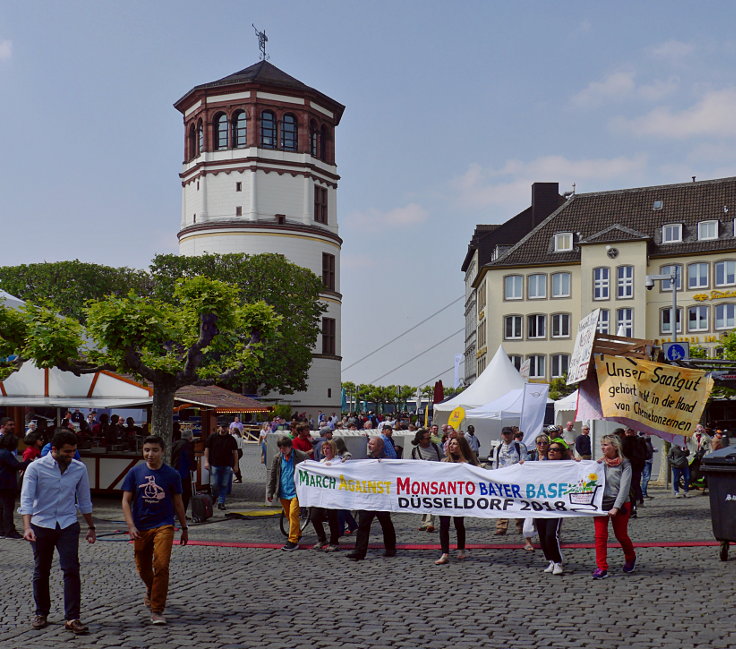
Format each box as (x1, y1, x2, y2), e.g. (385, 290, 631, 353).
(698, 220, 718, 241)
(554, 232, 573, 252)
(653, 200, 664, 211)
(662, 223, 682, 243)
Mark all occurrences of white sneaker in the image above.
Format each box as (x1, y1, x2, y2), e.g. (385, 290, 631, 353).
(543, 561, 555, 573)
(674, 492, 682, 498)
(552, 563, 564, 575)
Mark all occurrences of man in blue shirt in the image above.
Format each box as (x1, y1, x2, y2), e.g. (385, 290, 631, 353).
(19, 429, 96, 635)
(122, 435, 188, 626)
(267, 436, 308, 551)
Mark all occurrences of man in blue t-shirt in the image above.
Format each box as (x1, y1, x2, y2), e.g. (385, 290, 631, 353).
(122, 436, 188, 626)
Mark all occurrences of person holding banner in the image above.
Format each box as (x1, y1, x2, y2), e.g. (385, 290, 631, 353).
(435, 436, 477, 565)
(535, 441, 570, 576)
(493, 427, 527, 537)
(309, 441, 342, 552)
(411, 429, 442, 533)
(592, 434, 636, 579)
(346, 437, 397, 562)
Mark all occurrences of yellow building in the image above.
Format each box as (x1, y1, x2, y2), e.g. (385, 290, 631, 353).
(468, 177, 736, 382)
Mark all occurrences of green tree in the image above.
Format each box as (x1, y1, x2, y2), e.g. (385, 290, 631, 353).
(341, 381, 356, 412)
(689, 345, 708, 359)
(549, 375, 576, 401)
(0, 277, 279, 455)
(0, 260, 151, 322)
(149, 253, 324, 396)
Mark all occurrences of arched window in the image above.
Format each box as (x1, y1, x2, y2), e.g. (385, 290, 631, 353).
(310, 120, 319, 157)
(261, 110, 276, 148)
(232, 110, 247, 148)
(188, 124, 196, 160)
(214, 113, 228, 150)
(197, 120, 203, 154)
(320, 124, 328, 161)
(281, 114, 297, 151)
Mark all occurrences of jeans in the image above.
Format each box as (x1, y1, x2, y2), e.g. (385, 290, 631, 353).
(31, 522, 81, 620)
(672, 466, 690, 493)
(133, 525, 175, 614)
(210, 465, 233, 504)
(280, 497, 301, 544)
(593, 502, 635, 571)
(641, 460, 653, 497)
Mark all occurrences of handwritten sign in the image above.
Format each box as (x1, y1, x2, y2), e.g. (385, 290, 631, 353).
(567, 309, 600, 385)
(594, 355, 713, 436)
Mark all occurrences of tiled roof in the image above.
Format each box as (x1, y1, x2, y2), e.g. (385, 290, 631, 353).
(582, 224, 650, 244)
(492, 176, 736, 267)
(175, 61, 345, 123)
(175, 385, 270, 413)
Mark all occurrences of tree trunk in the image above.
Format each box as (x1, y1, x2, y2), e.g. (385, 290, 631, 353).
(151, 382, 176, 463)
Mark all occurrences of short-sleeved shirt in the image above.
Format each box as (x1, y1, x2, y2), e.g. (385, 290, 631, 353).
(292, 436, 313, 455)
(206, 433, 238, 467)
(122, 463, 182, 531)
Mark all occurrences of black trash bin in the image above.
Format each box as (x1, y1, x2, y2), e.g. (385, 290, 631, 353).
(700, 446, 736, 561)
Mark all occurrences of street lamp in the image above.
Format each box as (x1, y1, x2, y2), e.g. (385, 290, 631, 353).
(645, 268, 679, 342)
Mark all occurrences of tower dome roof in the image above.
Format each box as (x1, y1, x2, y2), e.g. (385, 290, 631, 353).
(174, 60, 344, 123)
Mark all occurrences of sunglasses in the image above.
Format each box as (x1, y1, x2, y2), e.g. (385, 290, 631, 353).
(537, 441, 549, 445)
(548, 447, 564, 452)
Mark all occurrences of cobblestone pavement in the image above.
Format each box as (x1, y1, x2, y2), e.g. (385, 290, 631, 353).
(1, 445, 734, 649)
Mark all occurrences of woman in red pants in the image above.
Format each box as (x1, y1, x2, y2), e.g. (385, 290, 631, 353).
(592, 434, 635, 579)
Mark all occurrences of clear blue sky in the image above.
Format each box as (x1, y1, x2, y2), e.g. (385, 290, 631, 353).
(3, 2, 736, 388)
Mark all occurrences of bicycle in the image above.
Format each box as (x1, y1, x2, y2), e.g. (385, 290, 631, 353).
(279, 506, 311, 537)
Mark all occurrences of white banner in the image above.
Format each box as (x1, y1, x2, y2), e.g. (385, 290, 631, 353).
(296, 459, 605, 518)
(519, 383, 549, 448)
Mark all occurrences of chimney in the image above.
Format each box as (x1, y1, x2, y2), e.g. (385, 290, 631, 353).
(531, 182, 561, 229)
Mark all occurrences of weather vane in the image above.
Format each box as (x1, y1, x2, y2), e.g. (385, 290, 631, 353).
(252, 24, 269, 60)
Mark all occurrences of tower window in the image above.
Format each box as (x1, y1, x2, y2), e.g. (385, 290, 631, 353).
(215, 113, 228, 150)
(281, 114, 298, 151)
(235, 206, 242, 216)
(322, 317, 336, 355)
(310, 120, 319, 157)
(261, 110, 276, 149)
(322, 253, 335, 291)
(197, 120, 203, 154)
(314, 185, 328, 224)
(232, 110, 247, 148)
(188, 124, 197, 161)
(236, 182, 242, 192)
(320, 124, 328, 161)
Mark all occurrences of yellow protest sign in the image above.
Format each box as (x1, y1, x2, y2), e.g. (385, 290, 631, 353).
(594, 355, 713, 436)
(448, 406, 465, 429)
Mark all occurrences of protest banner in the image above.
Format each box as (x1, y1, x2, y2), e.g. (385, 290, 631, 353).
(296, 459, 605, 518)
(567, 309, 600, 385)
(594, 354, 713, 437)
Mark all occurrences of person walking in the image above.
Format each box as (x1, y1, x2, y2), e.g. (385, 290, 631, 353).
(267, 436, 309, 551)
(668, 442, 690, 497)
(434, 436, 477, 565)
(204, 425, 239, 511)
(18, 430, 96, 635)
(121, 435, 188, 625)
(535, 441, 570, 575)
(411, 428, 442, 532)
(0, 433, 30, 538)
(591, 434, 636, 579)
(347, 437, 397, 561)
(574, 425, 592, 460)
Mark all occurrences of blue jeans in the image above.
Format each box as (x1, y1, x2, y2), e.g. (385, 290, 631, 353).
(672, 466, 690, 493)
(31, 522, 81, 620)
(210, 466, 233, 504)
(641, 460, 653, 497)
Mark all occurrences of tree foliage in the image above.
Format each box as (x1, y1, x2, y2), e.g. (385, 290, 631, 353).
(549, 375, 576, 401)
(0, 260, 151, 322)
(0, 277, 280, 453)
(149, 253, 324, 395)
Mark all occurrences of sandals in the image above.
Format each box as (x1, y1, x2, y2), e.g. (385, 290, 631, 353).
(434, 553, 450, 565)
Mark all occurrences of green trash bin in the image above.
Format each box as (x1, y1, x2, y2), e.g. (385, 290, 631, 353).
(700, 446, 736, 561)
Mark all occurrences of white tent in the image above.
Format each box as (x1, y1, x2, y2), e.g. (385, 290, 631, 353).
(433, 345, 525, 424)
(553, 390, 578, 425)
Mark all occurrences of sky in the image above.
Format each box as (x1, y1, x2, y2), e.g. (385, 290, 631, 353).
(3, 2, 736, 390)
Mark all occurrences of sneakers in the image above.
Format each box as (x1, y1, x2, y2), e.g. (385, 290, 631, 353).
(552, 563, 564, 575)
(217, 502, 226, 510)
(674, 492, 682, 498)
(281, 541, 299, 551)
(591, 568, 609, 580)
(682, 492, 688, 498)
(143, 593, 151, 609)
(543, 561, 555, 573)
(31, 615, 48, 630)
(623, 558, 636, 573)
(310, 542, 327, 551)
(323, 544, 339, 552)
(150, 612, 167, 625)
(64, 619, 89, 635)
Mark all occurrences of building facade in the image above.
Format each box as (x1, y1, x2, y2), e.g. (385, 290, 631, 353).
(174, 61, 345, 414)
(469, 177, 736, 382)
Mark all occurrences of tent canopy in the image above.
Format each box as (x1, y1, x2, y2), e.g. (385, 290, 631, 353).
(433, 345, 525, 424)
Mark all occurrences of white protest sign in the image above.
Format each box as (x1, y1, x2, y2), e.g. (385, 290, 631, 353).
(296, 459, 605, 519)
(567, 309, 600, 385)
